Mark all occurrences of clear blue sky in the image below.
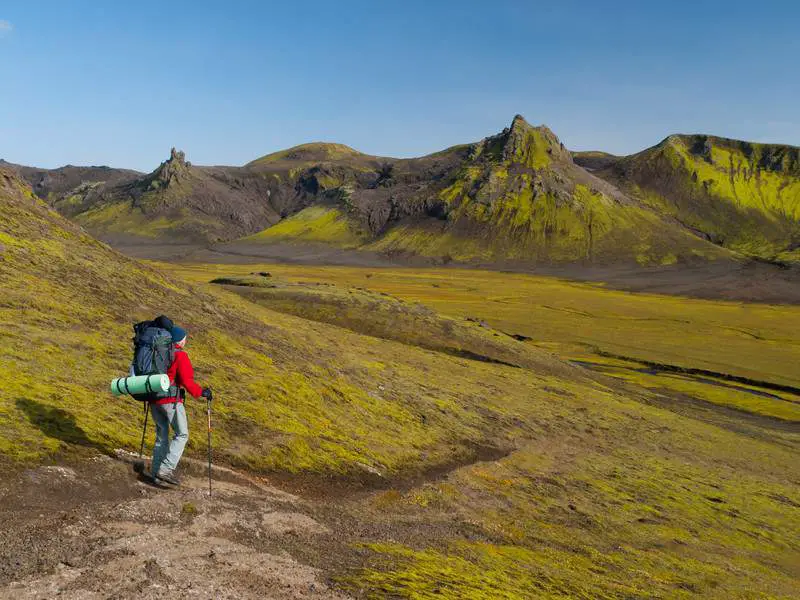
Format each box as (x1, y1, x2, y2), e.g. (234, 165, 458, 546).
(1, 0, 798, 171)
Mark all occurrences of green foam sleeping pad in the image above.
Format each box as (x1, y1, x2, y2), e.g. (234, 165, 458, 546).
(110, 374, 170, 397)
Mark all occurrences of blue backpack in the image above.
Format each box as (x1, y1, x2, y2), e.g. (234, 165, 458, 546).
(131, 316, 178, 401)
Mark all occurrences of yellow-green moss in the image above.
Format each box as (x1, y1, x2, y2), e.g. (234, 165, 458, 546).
(4, 168, 799, 597)
(637, 136, 800, 260)
(168, 261, 800, 390)
(248, 142, 364, 166)
(668, 139, 800, 221)
(244, 206, 368, 248)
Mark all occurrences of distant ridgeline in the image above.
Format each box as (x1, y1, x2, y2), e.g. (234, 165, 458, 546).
(11, 116, 800, 266)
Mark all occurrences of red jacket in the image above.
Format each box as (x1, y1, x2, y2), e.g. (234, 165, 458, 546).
(154, 347, 203, 405)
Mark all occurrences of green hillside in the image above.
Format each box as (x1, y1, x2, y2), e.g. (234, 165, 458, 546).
(242, 205, 370, 247)
(1, 169, 799, 596)
(0, 166, 576, 474)
(596, 134, 800, 263)
(247, 142, 370, 166)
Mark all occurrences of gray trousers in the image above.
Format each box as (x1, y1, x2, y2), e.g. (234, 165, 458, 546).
(150, 402, 188, 476)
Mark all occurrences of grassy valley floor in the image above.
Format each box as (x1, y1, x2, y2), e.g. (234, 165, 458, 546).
(112, 258, 800, 599)
(167, 262, 800, 390)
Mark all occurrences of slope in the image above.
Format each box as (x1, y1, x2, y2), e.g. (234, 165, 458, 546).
(0, 165, 578, 475)
(1, 169, 798, 597)
(0, 159, 140, 214)
(591, 134, 800, 263)
(248, 141, 372, 166)
(571, 150, 619, 171)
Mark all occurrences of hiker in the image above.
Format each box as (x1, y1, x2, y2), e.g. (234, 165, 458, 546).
(149, 324, 213, 485)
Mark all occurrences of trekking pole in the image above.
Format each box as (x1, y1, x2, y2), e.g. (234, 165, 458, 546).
(206, 395, 213, 497)
(139, 402, 149, 458)
(135, 402, 149, 473)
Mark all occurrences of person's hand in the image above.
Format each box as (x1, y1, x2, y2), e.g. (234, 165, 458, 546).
(201, 388, 213, 402)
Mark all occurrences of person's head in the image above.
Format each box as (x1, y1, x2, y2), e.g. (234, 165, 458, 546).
(171, 326, 187, 348)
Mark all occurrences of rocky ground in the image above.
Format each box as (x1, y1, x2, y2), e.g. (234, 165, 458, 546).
(0, 453, 351, 599)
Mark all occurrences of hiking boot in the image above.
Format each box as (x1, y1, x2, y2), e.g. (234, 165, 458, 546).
(155, 469, 181, 486)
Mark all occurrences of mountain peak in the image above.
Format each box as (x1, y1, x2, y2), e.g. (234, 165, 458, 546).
(169, 147, 187, 165)
(510, 114, 530, 129)
(501, 115, 571, 168)
(151, 147, 191, 186)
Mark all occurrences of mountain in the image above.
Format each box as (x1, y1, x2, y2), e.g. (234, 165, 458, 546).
(52, 148, 283, 244)
(0, 158, 140, 211)
(247, 141, 370, 165)
(571, 150, 619, 171)
(237, 116, 730, 266)
(16, 117, 769, 266)
(583, 135, 800, 263)
(354, 116, 730, 264)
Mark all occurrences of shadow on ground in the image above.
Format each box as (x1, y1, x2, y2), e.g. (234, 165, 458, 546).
(16, 398, 103, 451)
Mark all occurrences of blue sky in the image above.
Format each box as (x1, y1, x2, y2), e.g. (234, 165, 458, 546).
(1, 0, 798, 171)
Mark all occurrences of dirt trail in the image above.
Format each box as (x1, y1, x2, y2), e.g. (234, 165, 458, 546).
(0, 454, 350, 599)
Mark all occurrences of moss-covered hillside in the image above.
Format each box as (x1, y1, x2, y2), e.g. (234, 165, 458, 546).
(247, 141, 369, 166)
(0, 167, 576, 474)
(2, 169, 799, 596)
(596, 135, 800, 263)
(362, 116, 728, 265)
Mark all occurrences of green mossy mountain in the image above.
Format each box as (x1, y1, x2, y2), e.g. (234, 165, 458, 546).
(361, 116, 726, 265)
(247, 142, 368, 166)
(583, 135, 800, 263)
(18, 117, 800, 265)
(241, 116, 733, 265)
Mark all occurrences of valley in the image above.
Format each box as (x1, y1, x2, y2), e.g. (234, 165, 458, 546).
(168, 261, 800, 391)
(2, 125, 799, 598)
(3, 2, 799, 596)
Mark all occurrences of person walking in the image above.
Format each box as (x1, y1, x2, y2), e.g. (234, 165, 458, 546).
(150, 325, 213, 485)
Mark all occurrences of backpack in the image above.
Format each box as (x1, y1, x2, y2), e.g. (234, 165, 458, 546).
(130, 317, 178, 401)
